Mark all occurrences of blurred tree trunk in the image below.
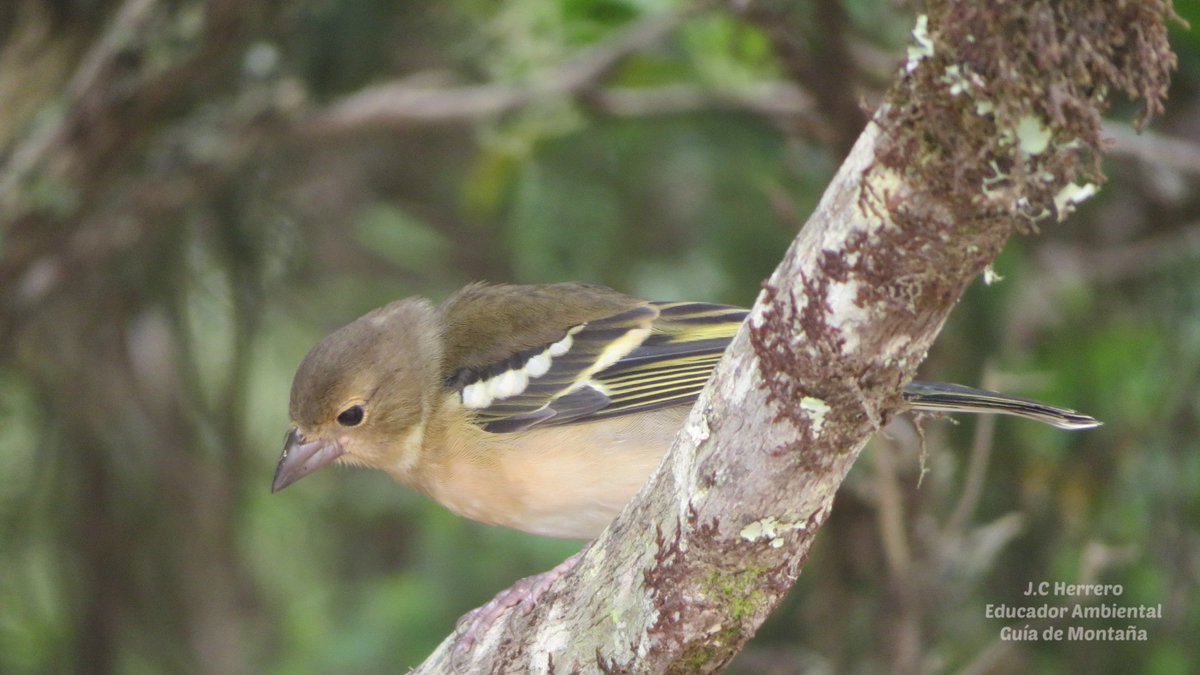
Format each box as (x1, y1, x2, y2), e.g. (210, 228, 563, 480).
(1, 1, 281, 672)
(413, 1, 1176, 672)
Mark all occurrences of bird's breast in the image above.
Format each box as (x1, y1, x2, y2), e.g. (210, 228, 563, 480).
(424, 406, 689, 539)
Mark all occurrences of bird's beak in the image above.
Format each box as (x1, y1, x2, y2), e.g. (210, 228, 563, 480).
(272, 428, 345, 493)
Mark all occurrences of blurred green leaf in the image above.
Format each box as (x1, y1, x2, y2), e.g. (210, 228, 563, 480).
(353, 203, 452, 273)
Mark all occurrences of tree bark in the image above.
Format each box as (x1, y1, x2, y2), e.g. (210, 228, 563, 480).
(414, 1, 1176, 672)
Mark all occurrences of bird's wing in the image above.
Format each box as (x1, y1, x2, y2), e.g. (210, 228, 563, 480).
(586, 302, 747, 421)
(441, 288, 747, 433)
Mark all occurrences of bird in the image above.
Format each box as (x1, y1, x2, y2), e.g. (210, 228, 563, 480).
(272, 281, 1100, 540)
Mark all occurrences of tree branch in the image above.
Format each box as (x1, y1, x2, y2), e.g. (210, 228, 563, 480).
(729, 0, 867, 155)
(414, 3, 1175, 672)
(1103, 119, 1200, 177)
(301, 7, 702, 135)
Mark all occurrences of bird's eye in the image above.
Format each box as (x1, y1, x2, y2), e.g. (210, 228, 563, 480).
(336, 405, 365, 427)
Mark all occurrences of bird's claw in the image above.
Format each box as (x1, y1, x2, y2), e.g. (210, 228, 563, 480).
(453, 550, 585, 654)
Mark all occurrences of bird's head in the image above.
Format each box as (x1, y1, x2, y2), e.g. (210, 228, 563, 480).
(272, 298, 442, 492)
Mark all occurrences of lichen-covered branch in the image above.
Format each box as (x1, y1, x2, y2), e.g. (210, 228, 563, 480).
(414, 2, 1176, 673)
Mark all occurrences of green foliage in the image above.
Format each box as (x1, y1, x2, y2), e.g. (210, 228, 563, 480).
(353, 203, 453, 273)
(681, 15, 779, 90)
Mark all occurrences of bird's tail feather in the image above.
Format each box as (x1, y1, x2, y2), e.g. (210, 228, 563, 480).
(902, 381, 1101, 430)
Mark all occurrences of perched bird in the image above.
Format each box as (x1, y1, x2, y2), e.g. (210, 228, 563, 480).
(272, 282, 1099, 538)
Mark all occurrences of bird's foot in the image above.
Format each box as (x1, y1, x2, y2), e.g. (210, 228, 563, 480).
(454, 550, 585, 653)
